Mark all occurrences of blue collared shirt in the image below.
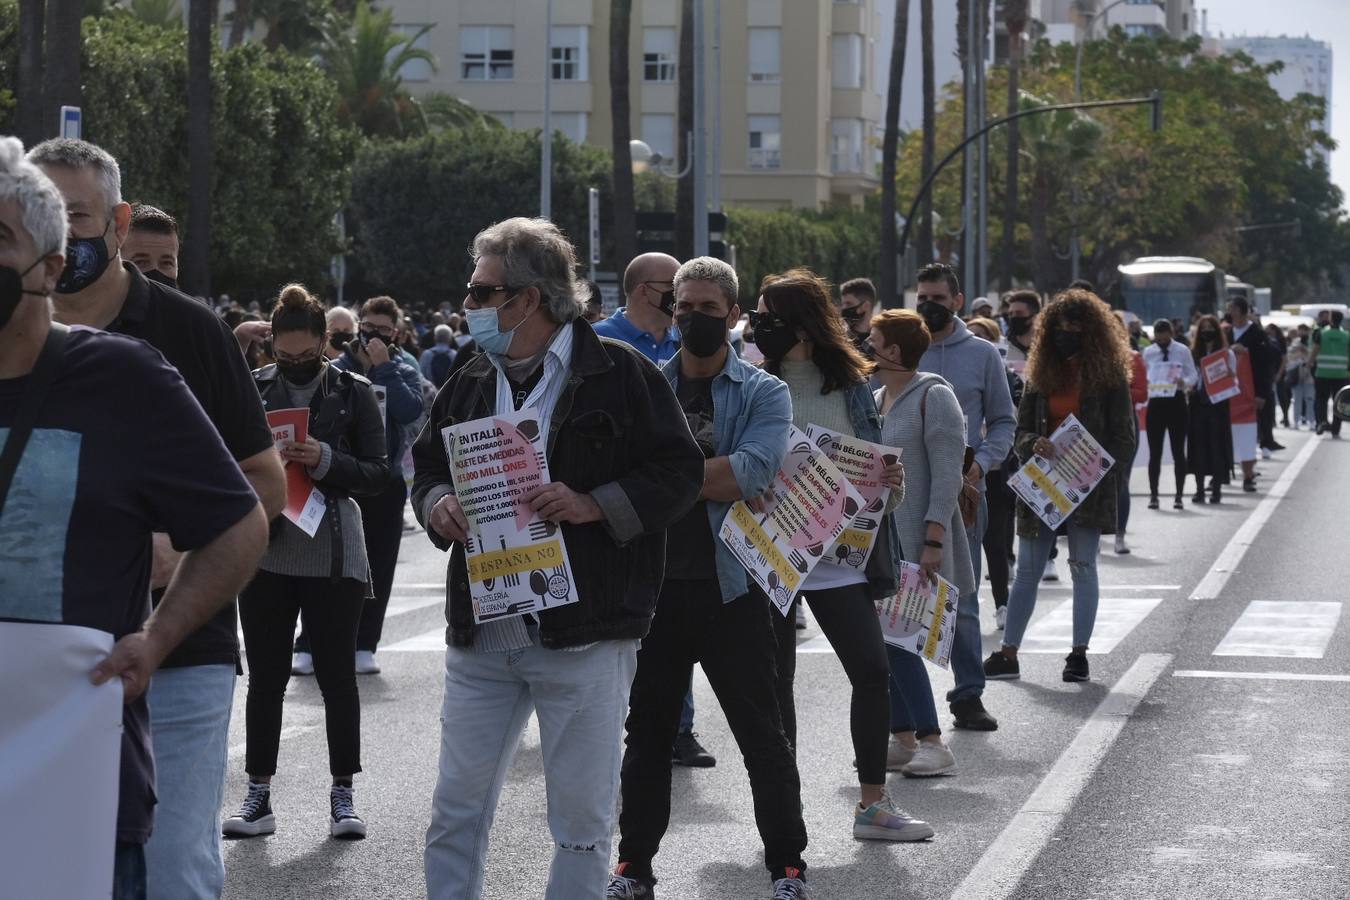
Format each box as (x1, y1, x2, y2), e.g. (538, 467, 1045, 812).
(661, 347, 791, 602)
(594, 307, 681, 365)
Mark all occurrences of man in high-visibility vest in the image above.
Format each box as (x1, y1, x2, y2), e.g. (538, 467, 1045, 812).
(1310, 310, 1350, 438)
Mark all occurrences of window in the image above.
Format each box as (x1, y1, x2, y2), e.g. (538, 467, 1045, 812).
(640, 113, 676, 161)
(551, 26, 588, 81)
(748, 115, 781, 169)
(461, 26, 514, 81)
(393, 25, 433, 83)
(748, 28, 780, 83)
(643, 27, 676, 82)
(831, 118, 863, 173)
(550, 112, 588, 144)
(832, 33, 863, 89)
(1123, 24, 1160, 37)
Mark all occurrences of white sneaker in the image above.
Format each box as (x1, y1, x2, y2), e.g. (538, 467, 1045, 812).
(1114, 533, 1130, 555)
(355, 650, 380, 675)
(901, 741, 957, 778)
(885, 738, 917, 771)
(1261, 447, 1273, 460)
(853, 791, 935, 842)
(291, 652, 314, 676)
(995, 606, 1007, 630)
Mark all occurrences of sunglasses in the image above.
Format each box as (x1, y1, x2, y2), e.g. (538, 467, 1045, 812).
(748, 310, 788, 329)
(466, 282, 522, 304)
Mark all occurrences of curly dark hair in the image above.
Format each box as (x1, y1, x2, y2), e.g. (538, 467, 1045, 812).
(1025, 288, 1132, 395)
(759, 268, 874, 393)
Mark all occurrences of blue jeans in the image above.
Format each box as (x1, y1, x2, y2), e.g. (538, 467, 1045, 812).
(1003, 522, 1102, 650)
(425, 640, 638, 900)
(144, 664, 236, 900)
(947, 495, 988, 703)
(886, 645, 941, 738)
(114, 841, 147, 900)
(679, 679, 695, 733)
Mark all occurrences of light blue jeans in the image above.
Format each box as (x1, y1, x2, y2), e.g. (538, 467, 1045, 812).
(886, 645, 941, 737)
(425, 640, 639, 900)
(947, 495, 988, 703)
(1293, 380, 1316, 426)
(1003, 522, 1102, 650)
(144, 664, 236, 900)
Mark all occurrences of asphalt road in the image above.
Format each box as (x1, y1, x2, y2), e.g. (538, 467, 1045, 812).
(220, 425, 1350, 900)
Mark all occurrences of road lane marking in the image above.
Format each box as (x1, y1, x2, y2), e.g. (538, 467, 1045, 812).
(392, 583, 446, 590)
(1040, 584, 1180, 591)
(384, 594, 444, 617)
(1189, 437, 1319, 600)
(382, 628, 447, 652)
(950, 653, 1172, 900)
(1174, 669, 1350, 683)
(1212, 601, 1342, 658)
(1016, 598, 1164, 654)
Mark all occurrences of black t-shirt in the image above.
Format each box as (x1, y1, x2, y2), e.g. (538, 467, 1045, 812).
(0, 328, 260, 843)
(109, 263, 273, 668)
(666, 375, 717, 579)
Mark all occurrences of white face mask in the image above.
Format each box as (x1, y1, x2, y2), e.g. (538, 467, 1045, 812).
(466, 293, 532, 356)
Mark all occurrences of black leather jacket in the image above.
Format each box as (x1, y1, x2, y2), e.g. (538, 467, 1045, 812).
(255, 362, 389, 577)
(411, 318, 704, 649)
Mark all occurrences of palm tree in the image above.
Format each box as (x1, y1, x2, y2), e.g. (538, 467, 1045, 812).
(321, 1, 437, 139)
(609, 0, 637, 272)
(919, 0, 936, 265)
(16, 0, 44, 147)
(184, 0, 213, 296)
(44, 0, 83, 138)
(227, 0, 251, 45)
(420, 93, 501, 131)
(999, 0, 1028, 291)
(879, 0, 912, 306)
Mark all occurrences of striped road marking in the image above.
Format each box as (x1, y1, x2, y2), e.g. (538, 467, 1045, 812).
(1212, 601, 1342, 659)
(1174, 669, 1350, 683)
(382, 628, 447, 652)
(1016, 597, 1164, 654)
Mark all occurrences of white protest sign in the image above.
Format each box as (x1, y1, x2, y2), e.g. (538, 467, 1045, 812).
(804, 424, 898, 573)
(876, 562, 958, 669)
(1007, 413, 1116, 530)
(1147, 361, 1183, 398)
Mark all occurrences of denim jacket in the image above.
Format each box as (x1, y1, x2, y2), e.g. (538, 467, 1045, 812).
(661, 348, 791, 602)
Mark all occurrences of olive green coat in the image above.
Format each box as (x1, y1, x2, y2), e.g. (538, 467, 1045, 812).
(1013, 383, 1137, 538)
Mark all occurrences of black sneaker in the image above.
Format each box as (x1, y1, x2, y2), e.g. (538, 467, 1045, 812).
(222, 782, 275, 837)
(329, 784, 366, 840)
(1210, 484, 1222, 504)
(673, 731, 716, 768)
(1063, 652, 1090, 682)
(1173, 496, 1185, 510)
(982, 651, 1020, 681)
(950, 696, 999, 731)
(1192, 490, 1206, 505)
(1243, 479, 1258, 493)
(1147, 495, 1160, 509)
(1269, 441, 1286, 451)
(770, 868, 808, 899)
(1317, 423, 1327, 435)
(607, 864, 656, 899)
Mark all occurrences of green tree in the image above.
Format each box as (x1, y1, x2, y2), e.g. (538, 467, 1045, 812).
(420, 93, 500, 131)
(726, 206, 880, 303)
(321, 0, 437, 139)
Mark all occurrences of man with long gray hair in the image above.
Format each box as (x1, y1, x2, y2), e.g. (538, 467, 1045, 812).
(412, 217, 704, 900)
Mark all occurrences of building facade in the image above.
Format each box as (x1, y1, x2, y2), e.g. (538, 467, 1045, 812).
(1221, 35, 1333, 170)
(382, 0, 889, 210)
(1036, 0, 1197, 41)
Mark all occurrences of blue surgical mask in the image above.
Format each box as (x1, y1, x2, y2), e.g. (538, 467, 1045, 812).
(466, 293, 531, 356)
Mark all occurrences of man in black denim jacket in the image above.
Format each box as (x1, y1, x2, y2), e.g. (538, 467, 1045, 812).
(412, 218, 702, 900)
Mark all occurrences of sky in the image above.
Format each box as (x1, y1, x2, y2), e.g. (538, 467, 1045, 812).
(1206, 0, 1350, 198)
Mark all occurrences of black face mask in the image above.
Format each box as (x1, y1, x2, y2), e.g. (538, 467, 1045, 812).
(277, 357, 324, 384)
(676, 310, 729, 358)
(840, 304, 866, 324)
(330, 331, 355, 350)
(1053, 329, 1083, 358)
(1007, 315, 1033, 338)
(919, 301, 954, 334)
(0, 255, 51, 331)
(1198, 330, 1219, 345)
(143, 267, 178, 291)
(752, 317, 800, 361)
(56, 220, 115, 295)
(653, 287, 676, 318)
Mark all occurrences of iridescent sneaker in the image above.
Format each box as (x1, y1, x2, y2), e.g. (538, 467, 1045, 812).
(853, 792, 935, 841)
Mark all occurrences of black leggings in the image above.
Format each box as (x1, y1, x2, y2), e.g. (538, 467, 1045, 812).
(240, 571, 364, 777)
(771, 582, 891, 785)
(983, 469, 1014, 608)
(1146, 395, 1188, 498)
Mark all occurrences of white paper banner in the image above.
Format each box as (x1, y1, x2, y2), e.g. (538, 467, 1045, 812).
(1007, 413, 1116, 530)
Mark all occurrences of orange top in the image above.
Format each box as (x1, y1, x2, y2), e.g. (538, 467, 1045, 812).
(1048, 362, 1083, 432)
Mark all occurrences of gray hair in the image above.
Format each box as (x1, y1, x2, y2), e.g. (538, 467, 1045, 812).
(434, 324, 453, 342)
(326, 305, 357, 329)
(26, 138, 123, 217)
(471, 217, 583, 324)
(674, 256, 738, 310)
(0, 137, 68, 258)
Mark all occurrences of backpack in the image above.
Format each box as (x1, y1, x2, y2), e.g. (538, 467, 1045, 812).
(429, 349, 454, 388)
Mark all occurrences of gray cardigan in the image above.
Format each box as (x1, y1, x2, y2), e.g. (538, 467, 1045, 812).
(876, 372, 976, 597)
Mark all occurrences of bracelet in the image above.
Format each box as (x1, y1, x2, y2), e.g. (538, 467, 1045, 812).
(924, 540, 943, 549)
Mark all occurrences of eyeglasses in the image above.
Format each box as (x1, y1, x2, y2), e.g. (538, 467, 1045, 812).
(359, 324, 397, 341)
(466, 282, 521, 304)
(642, 280, 674, 291)
(273, 346, 324, 365)
(748, 310, 787, 329)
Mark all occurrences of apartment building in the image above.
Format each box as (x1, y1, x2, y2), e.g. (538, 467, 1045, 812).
(1037, 0, 1197, 41)
(1222, 35, 1333, 169)
(381, 0, 889, 210)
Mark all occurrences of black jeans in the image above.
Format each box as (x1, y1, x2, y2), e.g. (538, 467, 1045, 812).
(770, 583, 891, 785)
(1258, 388, 1279, 447)
(618, 579, 807, 882)
(295, 476, 407, 654)
(1146, 395, 1188, 498)
(1315, 377, 1348, 435)
(113, 841, 146, 900)
(982, 469, 1015, 608)
(240, 571, 364, 777)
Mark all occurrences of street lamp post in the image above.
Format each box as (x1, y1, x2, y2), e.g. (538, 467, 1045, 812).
(540, 0, 554, 219)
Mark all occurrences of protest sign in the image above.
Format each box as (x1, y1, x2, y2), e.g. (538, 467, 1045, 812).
(443, 409, 580, 623)
(876, 562, 958, 669)
(804, 424, 899, 573)
(719, 426, 864, 616)
(1008, 414, 1116, 530)
(0, 622, 122, 900)
(1147, 361, 1183, 398)
(1201, 349, 1241, 403)
(266, 408, 325, 538)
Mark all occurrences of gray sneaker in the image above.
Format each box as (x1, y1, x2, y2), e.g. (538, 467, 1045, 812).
(901, 741, 957, 778)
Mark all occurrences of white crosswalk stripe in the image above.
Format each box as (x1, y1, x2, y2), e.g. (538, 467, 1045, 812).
(1016, 597, 1164, 654)
(382, 628, 447, 652)
(1212, 600, 1342, 658)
